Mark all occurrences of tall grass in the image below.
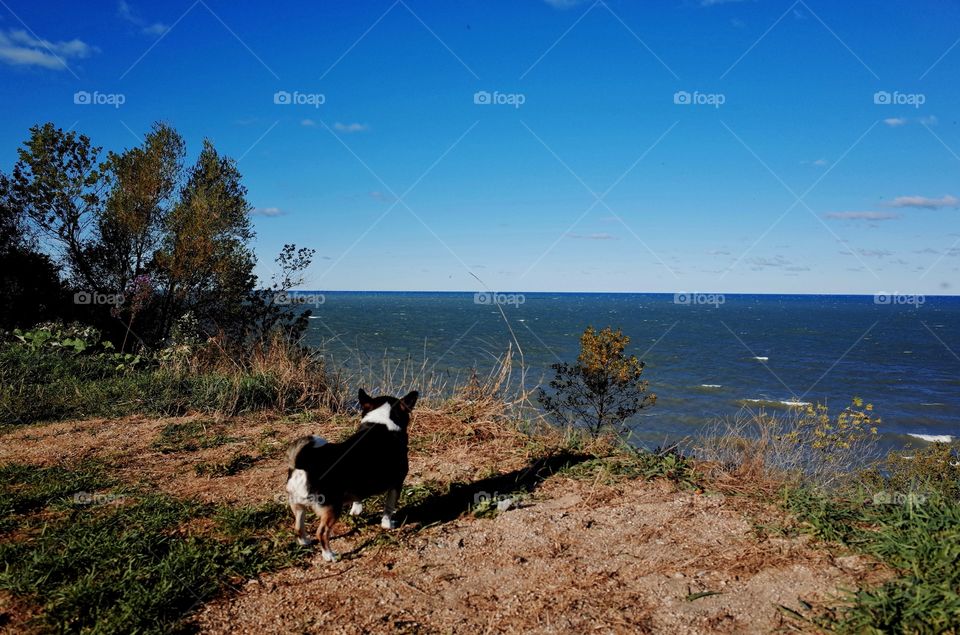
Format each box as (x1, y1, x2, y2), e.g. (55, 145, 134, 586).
(0, 327, 336, 425)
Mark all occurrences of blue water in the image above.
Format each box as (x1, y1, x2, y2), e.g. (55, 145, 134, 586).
(298, 292, 960, 449)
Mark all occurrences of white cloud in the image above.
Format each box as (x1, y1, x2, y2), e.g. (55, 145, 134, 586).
(824, 211, 900, 221)
(252, 207, 284, 217)
(883, 117, 907, 127)
(887, 195, 959, 210)
(333, 122, 369, 133)
(118, 1, 169, 37)
(0, 29, 95, 70)
(919, 115, 938, 126)
(300, 118, 317, 127)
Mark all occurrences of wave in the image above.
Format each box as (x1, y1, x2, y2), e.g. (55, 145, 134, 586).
(752, 356, 769, 361)
(700, 384, 722, 389)
(907, 433, 954, 443)
(740, 398, 810, 409)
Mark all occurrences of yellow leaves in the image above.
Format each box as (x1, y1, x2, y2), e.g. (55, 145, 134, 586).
(577, 326, 643, 383)
(793, 398, 881, 457)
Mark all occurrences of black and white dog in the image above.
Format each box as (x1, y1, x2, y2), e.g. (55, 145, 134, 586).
(285, 388, 418, 562)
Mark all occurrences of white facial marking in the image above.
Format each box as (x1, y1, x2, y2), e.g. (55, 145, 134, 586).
(349, 501, 363, 516)
(361, 402, 400, 432)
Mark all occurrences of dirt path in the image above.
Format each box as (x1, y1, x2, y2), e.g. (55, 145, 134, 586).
(1, 413, 883, 633)
(194, 476, 871, 634)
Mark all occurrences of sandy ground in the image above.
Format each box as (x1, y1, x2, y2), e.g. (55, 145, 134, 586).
(0, 413, 886, 634)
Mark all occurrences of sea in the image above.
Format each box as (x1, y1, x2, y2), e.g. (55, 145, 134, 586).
(296, 292, 959, 451)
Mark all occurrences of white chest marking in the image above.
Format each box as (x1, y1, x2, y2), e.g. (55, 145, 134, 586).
(361, 402, 400, 431)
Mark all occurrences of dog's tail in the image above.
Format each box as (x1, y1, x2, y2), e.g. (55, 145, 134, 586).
(286, 435, 327, 474)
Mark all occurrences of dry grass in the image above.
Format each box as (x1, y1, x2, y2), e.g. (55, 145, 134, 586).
(691, 405, 880, 493)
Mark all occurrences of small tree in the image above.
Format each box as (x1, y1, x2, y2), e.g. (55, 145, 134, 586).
(538, 326, 655, 435)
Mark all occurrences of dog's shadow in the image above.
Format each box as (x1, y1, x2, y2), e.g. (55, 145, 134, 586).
(334, 451, 594, 559)
(397, 450, 592, 527)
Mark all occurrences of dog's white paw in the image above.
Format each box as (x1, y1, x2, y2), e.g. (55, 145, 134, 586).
(349, 501, 363, 516)
(381, 515, 396, 530)
(297, 536, 316, 546)
(321, 549, 338, 563)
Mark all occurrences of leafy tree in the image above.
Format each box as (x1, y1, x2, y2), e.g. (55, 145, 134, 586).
(0, 173, 68, 329)
(538, 326, 656, 435)
(7, 123, 107, 290)
(3, 122, 313, 348)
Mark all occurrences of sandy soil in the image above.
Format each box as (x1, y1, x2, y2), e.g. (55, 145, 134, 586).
(0, 412, 886, 634)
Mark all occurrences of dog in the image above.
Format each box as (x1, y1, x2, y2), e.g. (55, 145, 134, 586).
(285, 388, 418, 562)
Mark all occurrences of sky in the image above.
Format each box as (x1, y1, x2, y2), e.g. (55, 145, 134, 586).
(1, 0, 958, 295)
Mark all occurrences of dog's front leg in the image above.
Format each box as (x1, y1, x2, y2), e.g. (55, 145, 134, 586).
(381, 488, 399, 529)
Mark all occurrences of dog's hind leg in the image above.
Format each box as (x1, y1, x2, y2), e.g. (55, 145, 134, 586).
(315, 504, 339, 562)
(291, 504, 314, 546)
(381, 488, 399, 529)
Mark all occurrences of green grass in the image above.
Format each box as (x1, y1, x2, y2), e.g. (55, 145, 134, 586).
(783, 487, 960, 633)
(558, 446, 700, 488)
(0, 342, 314, 426)
(0, 462, 306, 634)
(194, 452, 258, 478)
(0, 461, 114, 532)
(151, 421, 236, 454)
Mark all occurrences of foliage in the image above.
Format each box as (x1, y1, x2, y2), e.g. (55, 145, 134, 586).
(863, 441, 960, 503)
(695, 399, 881, 489)
(0, 172, 67, 330)
(538, 326, 655, 435)
(791, 397, 880, 456)
(0, 326, 331, 425)
(1, 122, 313, 349)
(783, 487, 960, 633)
(0, 466, 304, 634)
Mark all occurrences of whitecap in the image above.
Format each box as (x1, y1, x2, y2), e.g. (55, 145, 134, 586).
(752, 356, 769, 361)
(741, 398, 810, 408)
(907, 433, 954, 443)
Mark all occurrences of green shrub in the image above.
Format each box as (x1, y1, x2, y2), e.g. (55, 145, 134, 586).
(784, 487, 960, 632)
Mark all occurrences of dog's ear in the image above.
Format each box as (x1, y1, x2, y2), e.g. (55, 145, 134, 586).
(399, 390, 419, 412)
(358, 388, 373, 411)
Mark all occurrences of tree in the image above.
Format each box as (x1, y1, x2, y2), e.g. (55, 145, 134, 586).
(0, 173, 68, 329)
(4, 122, 312, 348)
(7, 123, 107, 290)
(538, 326, 656, 435)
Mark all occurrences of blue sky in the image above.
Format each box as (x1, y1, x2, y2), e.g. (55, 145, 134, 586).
(1, 0, 959, 294)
